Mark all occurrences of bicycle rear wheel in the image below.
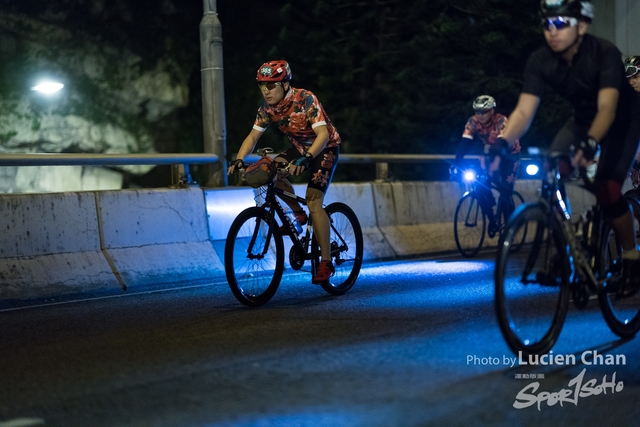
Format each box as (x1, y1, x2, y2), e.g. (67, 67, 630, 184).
(224, 207, 284, 307)
(598, 214, 640, 337)
(454, 192, 486, 257)
(314, 202, 363, 295)
(494, 202, 570, 356)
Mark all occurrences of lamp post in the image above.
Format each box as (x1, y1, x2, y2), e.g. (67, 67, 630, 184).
(200, 0, 227, 187)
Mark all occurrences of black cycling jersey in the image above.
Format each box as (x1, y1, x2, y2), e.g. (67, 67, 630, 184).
(523, 34, 640, 185)
(522, 34, 639, 127)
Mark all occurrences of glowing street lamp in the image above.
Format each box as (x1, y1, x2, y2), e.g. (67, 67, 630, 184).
(31, 80, 64, 94)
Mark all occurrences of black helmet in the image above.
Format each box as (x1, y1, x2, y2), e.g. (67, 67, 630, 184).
(540, 0, 594, 23)
(624, 56, 640, 78)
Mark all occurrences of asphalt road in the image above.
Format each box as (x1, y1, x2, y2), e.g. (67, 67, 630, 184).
(1, 253, 639, 427)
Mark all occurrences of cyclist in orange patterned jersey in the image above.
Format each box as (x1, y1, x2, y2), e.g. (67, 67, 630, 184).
(454, 95, 521, 233)
(228, 60, 341, 283)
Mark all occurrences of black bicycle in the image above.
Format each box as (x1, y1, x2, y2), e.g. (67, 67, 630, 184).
(452, 166, 526, 257)
(494, 159, 640, 356)
(224, 148, 364, 307)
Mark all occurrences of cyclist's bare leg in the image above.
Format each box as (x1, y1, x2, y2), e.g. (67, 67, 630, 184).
(274, 170, 304, 213)
(306, 188, 330, 260)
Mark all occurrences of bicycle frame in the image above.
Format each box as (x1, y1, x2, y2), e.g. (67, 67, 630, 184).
(531, 171, 605, 294)
(246, 178, 314, 262)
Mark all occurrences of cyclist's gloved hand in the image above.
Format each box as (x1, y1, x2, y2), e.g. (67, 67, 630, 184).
(449, 166, 459, 181)
(578, 136, 600, 162)
(228, 158, 245, 174)
(291, 152, 313, 173)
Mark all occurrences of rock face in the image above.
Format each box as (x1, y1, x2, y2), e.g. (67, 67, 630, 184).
(0, 10, 191, 193)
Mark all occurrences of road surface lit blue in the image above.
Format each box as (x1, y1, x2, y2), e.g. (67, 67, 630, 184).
(0, 254, 639, 427)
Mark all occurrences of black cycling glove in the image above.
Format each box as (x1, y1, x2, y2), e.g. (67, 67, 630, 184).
(578, 136, 600, 161)
(292, 152, 313, 170)
(229, 159, 245, 171)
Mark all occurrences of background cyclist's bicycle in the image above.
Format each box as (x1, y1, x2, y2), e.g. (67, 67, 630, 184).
(225, 148, 364, 307)
(494, 159, 640, 356)
(452, 165, 526, 257)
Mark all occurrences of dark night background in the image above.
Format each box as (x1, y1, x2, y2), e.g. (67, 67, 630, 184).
(0, 0, 572, 183)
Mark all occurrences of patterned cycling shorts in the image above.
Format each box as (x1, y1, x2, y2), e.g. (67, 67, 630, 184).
(276, 146, 339, 194)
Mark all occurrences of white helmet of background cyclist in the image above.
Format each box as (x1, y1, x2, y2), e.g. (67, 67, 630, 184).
(472, 95, 496, 111)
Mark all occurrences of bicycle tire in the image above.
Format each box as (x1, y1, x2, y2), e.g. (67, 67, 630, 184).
(494, 202, 571, 356)
(454, 192, 486, 257)
(224, 207, 284, 307)
(313, 202, 364, 295)
(504, 191, 527, 253)
(598, 208, 640, 337)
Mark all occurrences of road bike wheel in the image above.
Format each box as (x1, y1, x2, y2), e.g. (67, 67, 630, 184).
(494, 202, 571, 356)
(598, 215, 640, 337)
(454, 192, 486, 257)
(503, 191, 527, 253)
(224, 207, 284, 307)
(313, 202, 364, 295)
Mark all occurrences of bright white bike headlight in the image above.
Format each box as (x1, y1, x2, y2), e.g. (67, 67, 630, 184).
(526, 164, 540, 176)
(463, 170, 476, 183)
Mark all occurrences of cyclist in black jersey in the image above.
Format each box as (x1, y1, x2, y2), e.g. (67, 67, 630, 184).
(497, 0, 640, 297)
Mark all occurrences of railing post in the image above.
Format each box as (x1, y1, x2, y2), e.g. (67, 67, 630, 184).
(376, 162, 389, 182)
(200, 0, 227, 187)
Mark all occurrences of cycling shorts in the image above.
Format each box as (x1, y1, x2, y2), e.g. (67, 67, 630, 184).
(276, 146, 339, 194)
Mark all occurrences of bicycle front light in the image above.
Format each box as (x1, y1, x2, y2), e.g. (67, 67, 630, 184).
(526, 164, 540, 176)
(463, 170, 477, 183)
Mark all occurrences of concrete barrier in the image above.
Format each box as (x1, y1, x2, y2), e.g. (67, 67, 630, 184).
(0, 192, 117, 299)
(0, 178, 604, 303)
(98, 188, 224, 291)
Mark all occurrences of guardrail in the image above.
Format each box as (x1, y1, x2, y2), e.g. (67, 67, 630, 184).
(0, 152, 538, 188)
(0, 153, 220, 187)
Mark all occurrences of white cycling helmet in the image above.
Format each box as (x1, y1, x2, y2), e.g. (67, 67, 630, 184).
(473, 95, 496, 111)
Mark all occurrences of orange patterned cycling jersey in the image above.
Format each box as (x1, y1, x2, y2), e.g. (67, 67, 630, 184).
(253, 87, 341, 153)
(462, 113, 521, 154)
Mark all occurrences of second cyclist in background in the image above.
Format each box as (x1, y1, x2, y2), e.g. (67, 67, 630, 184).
(454, 95, 521, 235)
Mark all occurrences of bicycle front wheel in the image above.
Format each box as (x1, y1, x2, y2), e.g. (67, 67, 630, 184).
(598, 216, 640, 337)
(494, 202, 570, 356)
(224, 207, 284, 307)
(315, 202, 364, 295)
(454, 192, 486, 257)
(505, 191, 527, 253)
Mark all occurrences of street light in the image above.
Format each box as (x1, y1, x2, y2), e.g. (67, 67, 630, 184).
(31, 80, 64, 95)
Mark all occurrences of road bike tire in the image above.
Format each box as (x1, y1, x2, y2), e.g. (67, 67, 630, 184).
(454, 192, 486, 258)
(598, 209, 640, 337)
(224, 207, 284, 307)
(505, 191, 527, 254)
(494, 202, 571, 356)
(313, 202, 364, 295)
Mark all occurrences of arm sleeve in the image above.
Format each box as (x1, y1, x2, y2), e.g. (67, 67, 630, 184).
(253, 104, 272, 131)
